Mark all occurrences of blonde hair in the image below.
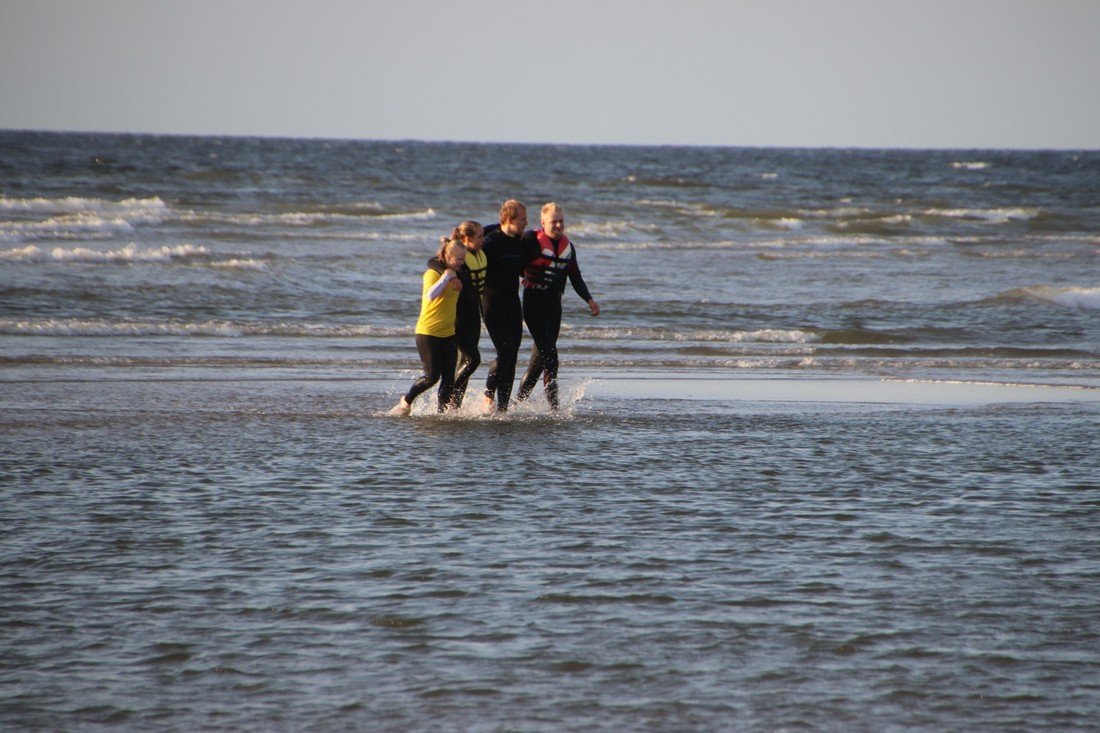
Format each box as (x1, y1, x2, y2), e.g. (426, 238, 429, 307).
(436, 239, 467, 263)
(541, 202, 562, 218)
(499, 200, 527, 226)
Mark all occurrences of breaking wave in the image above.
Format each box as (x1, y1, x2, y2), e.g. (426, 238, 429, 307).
(0, 196, 169, 243)
(1, 243, 212, 262)
(922, 207, 1040, 223)
(563, 326, 819, 343)
(1014, 286, 1100, 311)
(0, 318, 410, 338)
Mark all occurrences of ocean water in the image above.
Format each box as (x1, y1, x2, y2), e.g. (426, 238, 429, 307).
(2, 131, 1099, 731)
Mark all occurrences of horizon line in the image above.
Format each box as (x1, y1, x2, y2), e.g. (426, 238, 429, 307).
(2, 126, 1097, 154)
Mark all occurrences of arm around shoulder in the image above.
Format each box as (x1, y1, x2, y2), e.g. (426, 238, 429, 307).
(426, 269, 456, 300)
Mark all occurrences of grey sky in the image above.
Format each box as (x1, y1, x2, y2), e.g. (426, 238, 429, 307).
(2, 0, 1098, 148)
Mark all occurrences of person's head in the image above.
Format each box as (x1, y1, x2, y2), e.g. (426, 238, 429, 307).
(499, 200, 528, 237)
(541, 202, 564, 239)
(436, 237, 468, 270)
(452, 220, 484, 251)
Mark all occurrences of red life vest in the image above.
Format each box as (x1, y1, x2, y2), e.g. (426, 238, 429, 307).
(522, 230, 574, 291)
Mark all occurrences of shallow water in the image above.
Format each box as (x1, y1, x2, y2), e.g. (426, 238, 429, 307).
(3, 373, 1099, 731)
(2, 132, 1099, 730)
(3, 132, 1098, 386)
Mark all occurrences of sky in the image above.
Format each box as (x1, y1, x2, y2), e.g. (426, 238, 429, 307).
(2, 0, 1098, 149)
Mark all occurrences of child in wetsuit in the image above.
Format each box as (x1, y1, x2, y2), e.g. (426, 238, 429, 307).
(450, 221, 487, 408)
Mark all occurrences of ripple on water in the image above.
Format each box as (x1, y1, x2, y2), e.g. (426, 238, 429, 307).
(2, 390, 1099, 731)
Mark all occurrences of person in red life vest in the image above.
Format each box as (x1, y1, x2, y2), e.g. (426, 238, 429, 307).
(480, 200, 529, 413)
(449, 220, 487, 409)
(514, 202, 600, 410)
(390, 228, 469, 416)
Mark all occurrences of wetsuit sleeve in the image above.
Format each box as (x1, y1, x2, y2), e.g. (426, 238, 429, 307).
(522, 232, 541, 262)
(426, 269, 454, 300)
(567, 250, 593, 302)
(481, 235, 497, 263)
(518, 233, 541, 284)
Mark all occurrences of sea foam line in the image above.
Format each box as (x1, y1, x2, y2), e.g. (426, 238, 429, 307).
(0, 243, 211, 262)
(178, 207, 437, 227)
(923, 207, 1040, 223)
(0, 318, 409, 338)
(0, 195, 167, 215)
(1, 214, 139, 242)
(1019, 285, 1100, 311)
(950, 161, 991, 170)
(0, 197, 170, 243)
(563, 326, 819, 343)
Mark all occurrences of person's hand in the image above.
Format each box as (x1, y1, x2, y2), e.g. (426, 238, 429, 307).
(451, 277, 463, 292)
(588, 299, 600, 316)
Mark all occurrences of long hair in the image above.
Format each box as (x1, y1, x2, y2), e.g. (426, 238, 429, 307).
(437, 221, 481, 260)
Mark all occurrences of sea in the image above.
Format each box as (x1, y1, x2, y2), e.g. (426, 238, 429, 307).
(2, 130, 1098, 731)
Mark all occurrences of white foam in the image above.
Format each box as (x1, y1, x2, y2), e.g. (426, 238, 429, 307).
(967, 249, 1076, 260)
(881, 214, 913, 226)
(804, 206, 875, 218)
(0, 245, 44, 261)
(563, 325, 819, 344)
(0, 196, 169, 243)
(208, 258, 266, 270)
(0, 318, 409, 338)
(634, 199, 721, 217)
(0, 214, 135, 242)
(0, 195, 167, 217)
(1022, 285, 1100, 311)
(567, 220, 657, 239)
(755, 247, 885, 260)
(0, 243, 210, 262)
(377, 207, 436, 221)
(752, 234, 880, 249)
(737, 329, 818, 343)
(0, 318, 241, 337)
(924, 207, 1039, 223)
(179, 207, 436, 228)
(381, 377, 588, 419)
(950, 161, 991, 170)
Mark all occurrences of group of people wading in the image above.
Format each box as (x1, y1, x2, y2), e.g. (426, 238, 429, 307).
(391, 200, 600, 416)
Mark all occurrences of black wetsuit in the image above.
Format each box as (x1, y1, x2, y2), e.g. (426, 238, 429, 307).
(515, 230, 593, 410)
(451, 249, 487, 407)
(480, 224, 528, 410)
(404, 333, 457, 411)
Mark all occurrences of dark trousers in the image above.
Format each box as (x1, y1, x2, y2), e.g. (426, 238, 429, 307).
(404, 333, 457, 412)
(482, 293, 523, 411)
(517, 290, 562, 410)
(451, 313, 481, 408)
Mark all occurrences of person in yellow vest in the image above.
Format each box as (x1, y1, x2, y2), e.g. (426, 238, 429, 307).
(390, 226, 472, 415)
(450, 221, 487, 408)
